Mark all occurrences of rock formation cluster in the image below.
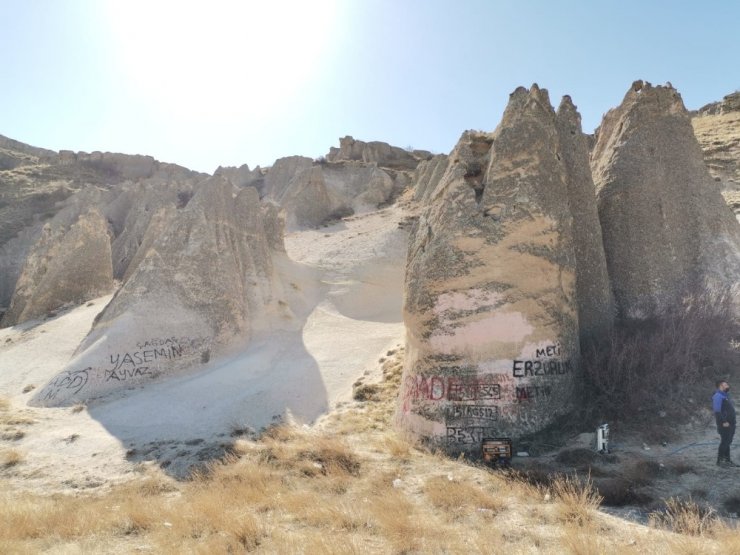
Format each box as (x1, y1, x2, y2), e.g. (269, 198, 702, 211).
(1, 81, 738, 431)
(398, 81, 740, 452)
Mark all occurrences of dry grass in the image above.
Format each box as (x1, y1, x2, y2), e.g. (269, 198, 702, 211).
(1, 347, 738, 553)
(551, 474, 603, 526)
(70, 403, 86, 414)
(649, 497, 722, 537)
(0, 449, 24, 467)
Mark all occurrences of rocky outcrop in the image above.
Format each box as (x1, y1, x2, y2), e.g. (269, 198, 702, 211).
(279, 163, 396, 229)
(556, 97, 614, 342)
(691, 92, 740, 218)
(327, 136, 431, 170)
(214, 164, 263, 189)
(31, 177, 290, 406)
(262, 156, 314, 202)
(2, 206, 114, 326)
(412, 154, 449, 203)
(0, 139, 206, 322)
(397, 86, 584, 452)
(592, 81, 740, 319)
(261, 150, 407, 230)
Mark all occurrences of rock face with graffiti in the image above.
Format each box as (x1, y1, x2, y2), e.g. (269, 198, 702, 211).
(31, 176, 293, 407)
(397, 86, 586, 452)
(33, 337, 209, 405)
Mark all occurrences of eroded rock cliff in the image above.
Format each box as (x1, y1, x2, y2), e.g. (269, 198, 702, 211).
(398, 86, 588, 452)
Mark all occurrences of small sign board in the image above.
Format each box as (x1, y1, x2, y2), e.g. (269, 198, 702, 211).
(482, 437, 512, 467)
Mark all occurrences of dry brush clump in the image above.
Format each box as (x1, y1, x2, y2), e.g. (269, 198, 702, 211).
(580, 290, 740, 429)
(649, 497, 723, 537)
(550, 474, 603, 526)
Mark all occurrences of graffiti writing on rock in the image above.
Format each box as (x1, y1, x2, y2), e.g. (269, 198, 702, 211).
(403, 374, 502, 402)
(39, 368, 90, 401)
(515, 384, 552, 402)
(105, 366, 152, 382)
(446, 426, 498, 445)
(109, 345, 183, 372)
(512, 359, 572, 378)
(448, 404, 498, 421)
(535, 344, 561, 358)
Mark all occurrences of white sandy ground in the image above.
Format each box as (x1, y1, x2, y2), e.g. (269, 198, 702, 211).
(0, 205, 408, 492)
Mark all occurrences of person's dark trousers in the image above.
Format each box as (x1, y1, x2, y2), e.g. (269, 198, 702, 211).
(718, 425, 735, 462)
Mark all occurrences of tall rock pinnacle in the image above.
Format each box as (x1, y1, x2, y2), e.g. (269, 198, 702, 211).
(556, 95, 614, 342)
(591, 81, 740, 319)
(397, 85, 586, 451)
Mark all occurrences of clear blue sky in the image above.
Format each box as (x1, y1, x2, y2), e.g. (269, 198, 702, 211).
(1, 0, 738, 173)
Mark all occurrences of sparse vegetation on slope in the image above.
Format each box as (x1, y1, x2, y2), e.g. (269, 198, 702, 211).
(1, 350, 738, 553)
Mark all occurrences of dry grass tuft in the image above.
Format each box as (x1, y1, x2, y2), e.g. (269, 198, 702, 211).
(1, 449, 24, 468)
(260, 434, 361, 477)
(0, 429, 24, 441)
(70, 403, 86, 414)
(650, 497, 721, 536)
(551, 474, 603, 526)
(423, 475, 504, 516)
(21, 384, 35, 394)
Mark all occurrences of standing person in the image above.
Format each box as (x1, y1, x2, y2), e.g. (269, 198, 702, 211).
(713, 380, 737, 467)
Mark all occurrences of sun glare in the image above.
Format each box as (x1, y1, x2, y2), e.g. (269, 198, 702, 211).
(104, 0, 338, 124)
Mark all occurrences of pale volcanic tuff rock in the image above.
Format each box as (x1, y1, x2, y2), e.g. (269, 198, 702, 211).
(279, 162, 396, 229)
(2, 204, 114, 326)
(591, 81, 740, 319)
(412, 154, 449, 203)
(398, 85, 584, 452)
(691, 92, 740, 218)
(556, 96, 614, 341)
(327, 135, 431, 170)
(263, 150, 409, 230)
(31, 177, 289, 407)
(214, 163, 264, 189)
(0, 139, 206, 318)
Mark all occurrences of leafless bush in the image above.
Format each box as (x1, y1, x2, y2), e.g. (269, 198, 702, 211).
(580, 290, 740, 427)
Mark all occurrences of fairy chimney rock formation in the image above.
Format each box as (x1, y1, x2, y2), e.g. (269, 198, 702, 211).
(591, 81, 740, 319)
(397, 85, 583, 452)
(555, 96, 614, 341)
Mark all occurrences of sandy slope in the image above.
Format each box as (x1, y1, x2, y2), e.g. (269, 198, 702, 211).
(0, 205, 408, 491)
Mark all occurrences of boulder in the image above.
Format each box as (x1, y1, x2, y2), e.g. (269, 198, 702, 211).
(591, 81, 740, 319)
(397, 85, 581, 453)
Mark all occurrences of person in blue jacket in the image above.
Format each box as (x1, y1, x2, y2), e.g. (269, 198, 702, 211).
(713, 380, 737, 467)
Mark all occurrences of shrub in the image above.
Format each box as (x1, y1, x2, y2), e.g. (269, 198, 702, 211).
(579, 290, 740, 428)
(649, 497, 719, 536)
